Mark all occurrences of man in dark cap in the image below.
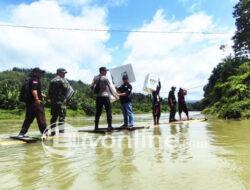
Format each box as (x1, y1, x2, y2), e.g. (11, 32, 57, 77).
(168, 86, 177, 122)
(18, 67, 47, 137)
(49, 68, 72, 135)
(117, 75, 134, 128)
(91, 67, 118, 131)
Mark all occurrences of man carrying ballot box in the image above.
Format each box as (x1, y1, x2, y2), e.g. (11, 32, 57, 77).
(152, 81, 161, 125)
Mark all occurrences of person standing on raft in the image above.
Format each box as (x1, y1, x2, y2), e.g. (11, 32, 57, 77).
(117, 75, 134, 128)
(178, 88, 189, 121)
(91, 67, 118, 132)
(168, 86, 177, 123)
(152, 81, 161, 125)
(49, 68, 72, 135)
(18, 68, 47, 137)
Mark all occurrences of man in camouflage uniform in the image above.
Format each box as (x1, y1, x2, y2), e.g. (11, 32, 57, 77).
(49, 68, 71, 134)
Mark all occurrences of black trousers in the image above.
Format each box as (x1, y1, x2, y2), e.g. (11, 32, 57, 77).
(152, 104, 161, 124)
(50, 103, 66, 131)
(169, 104, 176, 122)
(19, 103, 47, 135)
(95, 96, 112, 128)
(178, 102, 189, 116)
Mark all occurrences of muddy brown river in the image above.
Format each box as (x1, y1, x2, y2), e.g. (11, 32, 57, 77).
(0, 112, 250, 189)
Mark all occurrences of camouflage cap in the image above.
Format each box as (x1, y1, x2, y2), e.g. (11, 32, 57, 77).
(57, 68, 67, 74)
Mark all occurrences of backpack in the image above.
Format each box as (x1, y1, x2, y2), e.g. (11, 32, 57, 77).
(19, 79, 31, 102)
(92, 77, 101, 94)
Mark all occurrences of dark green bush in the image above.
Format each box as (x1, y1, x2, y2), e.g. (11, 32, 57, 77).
(202, 59, 250, 119)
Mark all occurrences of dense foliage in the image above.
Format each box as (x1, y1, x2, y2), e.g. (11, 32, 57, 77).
(201, 0, 250, 119)
(202, 58, 250, 119)
(0, 68, 171, 116)
(233, 0, 250, 58)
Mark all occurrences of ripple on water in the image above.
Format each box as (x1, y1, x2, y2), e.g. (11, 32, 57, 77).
(0, 113, 250, 189)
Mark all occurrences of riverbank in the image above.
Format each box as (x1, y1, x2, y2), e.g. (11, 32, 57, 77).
(202, 58, 250, 119)
(0, 109, 83, 120)
(202, 106, 250, 120)
(0, 108, 155, 121)
(1, 108, 249, 124)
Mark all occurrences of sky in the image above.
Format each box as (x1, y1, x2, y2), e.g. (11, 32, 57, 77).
(0, 0, 238, 100)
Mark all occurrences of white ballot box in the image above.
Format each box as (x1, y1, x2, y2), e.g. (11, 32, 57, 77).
(109, 64, 136, 87)
(143, 74, 159, 92)
(107, 72, 119, 103)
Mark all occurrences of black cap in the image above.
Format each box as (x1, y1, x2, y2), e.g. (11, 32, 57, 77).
(122, 75, 129, 80)
(171, 86, 176, 90)
(32, 67, 45, 74)
(57, 68, 67, 74)
(99, 67, 109, 73)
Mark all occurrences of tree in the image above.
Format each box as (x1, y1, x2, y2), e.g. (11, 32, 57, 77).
(232, 0, 250, 58)
(202, 58, 250, 118)
(0, 68, 165, 115)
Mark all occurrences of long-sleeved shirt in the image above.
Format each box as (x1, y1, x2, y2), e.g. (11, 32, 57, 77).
(49, 75, 70, 104)
(152, 82, 161, 105)
(168, 90, 177, 105)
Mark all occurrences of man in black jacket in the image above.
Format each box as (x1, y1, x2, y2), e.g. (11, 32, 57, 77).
(18, 68, 47, 137)
(178, 88, 189, 121)
(168, 86, 177, 123)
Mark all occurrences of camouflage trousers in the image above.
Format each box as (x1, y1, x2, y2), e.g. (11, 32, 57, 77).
(50, 103, 66, 131)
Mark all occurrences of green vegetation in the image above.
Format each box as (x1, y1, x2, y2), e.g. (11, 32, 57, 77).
(0, 108, 85, 120)
(0, 68, 171, 117)
(6, 0, 249, 119)
(202, 57, 250, 119)
(202, 0, 250, 119)
(232, 0, 250, 58)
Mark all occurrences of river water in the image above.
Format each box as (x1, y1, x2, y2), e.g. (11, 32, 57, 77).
(0, 112, 250, 190)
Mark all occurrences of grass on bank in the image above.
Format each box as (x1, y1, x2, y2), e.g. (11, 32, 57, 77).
(0, 107, 155, 121)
